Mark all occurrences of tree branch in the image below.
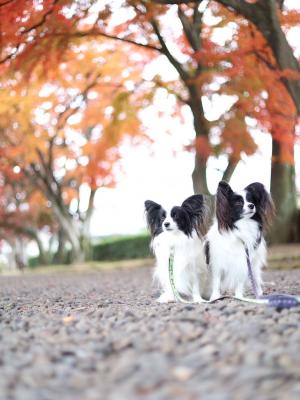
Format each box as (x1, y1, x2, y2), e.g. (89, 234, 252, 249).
(34, 149, 66, 211)
(66, 30, 161, 52)
(0, 0, 16, 7)
(0, 44, 20, 64)
(178, 5, 201, 53)
(150, 19, 188, 80)
(221, 157, 238, 182)
(22, 0, 60, 34)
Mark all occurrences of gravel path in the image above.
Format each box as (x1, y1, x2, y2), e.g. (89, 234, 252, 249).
(1, 266, 300, 400)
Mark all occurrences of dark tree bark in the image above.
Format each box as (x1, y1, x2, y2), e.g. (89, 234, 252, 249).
(25, 228, 49, 265)
(269, 138, 298, 243)
(222, 158, 239, 183)
(192, 152, 208, 194)
(187, 84, 210, 194)
(53, 229, 68, 264)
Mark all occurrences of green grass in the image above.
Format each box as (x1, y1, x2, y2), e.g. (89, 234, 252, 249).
(28, 233, 152, 268)
(92, 233, 151, 261)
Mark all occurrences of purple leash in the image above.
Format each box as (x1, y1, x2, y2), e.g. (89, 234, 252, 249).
(243, 242, 300, 309)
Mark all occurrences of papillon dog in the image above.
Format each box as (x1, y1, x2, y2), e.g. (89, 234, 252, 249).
(145, 195, 209, 303)
(205, 181, 274, 300)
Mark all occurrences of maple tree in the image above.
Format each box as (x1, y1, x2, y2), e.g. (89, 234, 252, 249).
(0, 29, 150, 262)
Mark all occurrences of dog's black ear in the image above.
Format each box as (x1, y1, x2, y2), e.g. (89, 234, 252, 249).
(181, 194, 204, 216)
(244, 182, 275, 228)
(181, 194, 208, 236)
(216, 181, 233, 231)
(144, 200, 161, 213)
(144, 200, 163, 237)
(218, 181, 233, 197)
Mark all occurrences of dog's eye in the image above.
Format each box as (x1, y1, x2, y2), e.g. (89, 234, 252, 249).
(160, 213, 166, 221)
(171, 211, 176, 218)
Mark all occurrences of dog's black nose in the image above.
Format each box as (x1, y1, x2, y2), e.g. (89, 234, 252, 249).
(248, 203, 255, 210)
(164, 222, 170, 228)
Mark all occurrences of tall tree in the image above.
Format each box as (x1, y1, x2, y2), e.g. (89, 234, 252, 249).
(0, 38, 149, 261)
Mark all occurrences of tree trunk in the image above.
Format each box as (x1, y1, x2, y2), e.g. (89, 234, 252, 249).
(192, 152, 208, 194)
(269, 138, 298, 243)
(52, 206, 83, 263)
(80, 189, 96, 261)
(188, 84, 210, 194)
(222, 158, 238, 183)
(30, 230, 49, 265)
(8, 237, 27, 271)
(53, 229, 67, 264)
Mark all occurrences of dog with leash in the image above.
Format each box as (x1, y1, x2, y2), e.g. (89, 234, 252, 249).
(145, 195, 209, 303)
(205, 181, 274, 301)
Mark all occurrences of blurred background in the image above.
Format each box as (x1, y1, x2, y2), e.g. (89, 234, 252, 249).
(0, 0, 299, 271)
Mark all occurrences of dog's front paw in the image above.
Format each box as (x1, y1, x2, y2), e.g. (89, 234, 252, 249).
(157, 293, 175, 303)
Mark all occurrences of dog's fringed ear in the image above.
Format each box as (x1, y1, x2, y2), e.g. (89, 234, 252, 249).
(181, 194, 208, 236)
(144, 200, 162, 236)
(181, 194, 204, 217)
(244, 182, 275, 228)
(144, 200, 161, 214)
(216, 181, 233, 232)
(218, 181, 233, 197)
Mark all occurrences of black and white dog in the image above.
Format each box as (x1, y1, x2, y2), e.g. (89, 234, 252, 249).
(145, 195, 209, 303)
(205, 181, 274, 300)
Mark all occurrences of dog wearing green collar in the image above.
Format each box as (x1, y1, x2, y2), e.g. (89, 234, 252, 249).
(145, 195, 209, 303)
